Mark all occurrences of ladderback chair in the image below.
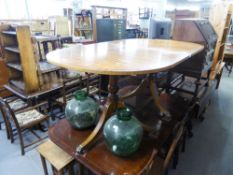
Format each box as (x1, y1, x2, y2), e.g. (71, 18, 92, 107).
(0, 88, 28, 139)
(77, 137, 158, 175)
(50, 72, 102, 120)
(0, 98, 49, 155)
(149, 122, 184, 175)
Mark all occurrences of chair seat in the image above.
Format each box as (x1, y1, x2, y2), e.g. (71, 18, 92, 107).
(16, 109, 47, 127)
(9, 99, 28, 111)
(37, 139, 74, 171)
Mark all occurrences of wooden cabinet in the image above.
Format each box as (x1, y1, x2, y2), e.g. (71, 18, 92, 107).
(0, 24, 61, 94)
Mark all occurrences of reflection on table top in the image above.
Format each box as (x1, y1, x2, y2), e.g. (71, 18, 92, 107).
(47, 39, 204, 76)
(49, 119, 157, 175)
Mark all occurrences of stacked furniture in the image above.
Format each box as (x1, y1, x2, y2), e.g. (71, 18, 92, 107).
(170, 19, 218, 119)
(74, 10, 93, 40)
(0, 24, 62, 95)
(0, 19, 51, 35)
(171, 19, 217, 96)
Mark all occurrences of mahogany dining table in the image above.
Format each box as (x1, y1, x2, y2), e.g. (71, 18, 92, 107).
(47, 39, 204, 174)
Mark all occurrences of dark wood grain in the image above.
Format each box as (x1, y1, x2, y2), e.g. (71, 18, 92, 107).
(49, 119, 157, 175)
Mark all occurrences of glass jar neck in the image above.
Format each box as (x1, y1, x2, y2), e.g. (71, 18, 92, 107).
(75, 90, 87, 101)
(117, 107, 132, 121)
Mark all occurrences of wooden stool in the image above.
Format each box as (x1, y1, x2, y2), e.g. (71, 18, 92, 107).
(37, 139, 74, 175)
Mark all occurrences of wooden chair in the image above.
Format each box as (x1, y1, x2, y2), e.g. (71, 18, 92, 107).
(50, 72, 102, 119)
(147, 93, 196, 172)
(117, 89, 194, 173)
(37, 37, 61, 61)
(0, 98, 49, 155)
(37, 139, 74, 175)
(0, 88, 29, 139)
(148, 97, 197, 175)
(59, 73, 102, 104)
(49, 119, 157, 175)
(77, 136, 157, 175)
(149, 122, 184, 175)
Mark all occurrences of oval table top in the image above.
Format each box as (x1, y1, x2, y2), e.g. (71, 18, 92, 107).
(47, 39, 204, 76)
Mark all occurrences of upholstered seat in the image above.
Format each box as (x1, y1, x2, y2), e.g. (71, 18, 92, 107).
(16, 109, 47, 127)
(9, 99, 28, 111)
(0, 98, 49, 155)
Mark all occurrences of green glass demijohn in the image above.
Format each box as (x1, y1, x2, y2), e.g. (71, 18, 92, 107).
(103, 107, 143, 157)
(65, 90, 98, 129)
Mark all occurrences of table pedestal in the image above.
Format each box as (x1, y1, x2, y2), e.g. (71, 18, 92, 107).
(76, 74, 170, 154)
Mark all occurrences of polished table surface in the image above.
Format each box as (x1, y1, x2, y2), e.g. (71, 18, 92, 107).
(49, 119, 157, 175)
(47, 39, 204, 75)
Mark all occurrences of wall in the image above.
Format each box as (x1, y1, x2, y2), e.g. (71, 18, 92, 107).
(0, 0, 73, 19)
(0, 0, 167, 19)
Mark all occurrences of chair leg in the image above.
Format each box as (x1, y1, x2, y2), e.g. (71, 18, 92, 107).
(1, 119, 10, 139)
(182, 131, 186, 153)
(40, 155, 49, 175)
(57, 170, 63, 175)
(6, 124, 10, 140)
(172, 145, 179, 169)
(68, 161, 74, 175)
(48, 101, 56, 121)
(78, 163, 85, 175)
(18, 130, 25, 155)
(8, 124, 14, 143)
(187, 120, 193, 138)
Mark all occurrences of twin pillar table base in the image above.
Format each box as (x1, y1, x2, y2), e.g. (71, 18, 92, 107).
(76, 75, 171, 155)
(46, 39, 204, 155)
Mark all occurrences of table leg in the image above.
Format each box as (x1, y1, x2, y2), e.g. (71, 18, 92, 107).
(118, 75, 170, 117)
(149, 76, 171, 117)
(76, 76, 119, 154)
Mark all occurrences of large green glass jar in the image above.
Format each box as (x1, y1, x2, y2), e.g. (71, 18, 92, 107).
(65, 90, 98, 129)
(103, 107, 143, 157)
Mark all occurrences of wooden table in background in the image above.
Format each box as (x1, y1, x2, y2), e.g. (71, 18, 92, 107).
(47, 39, 204, 173)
